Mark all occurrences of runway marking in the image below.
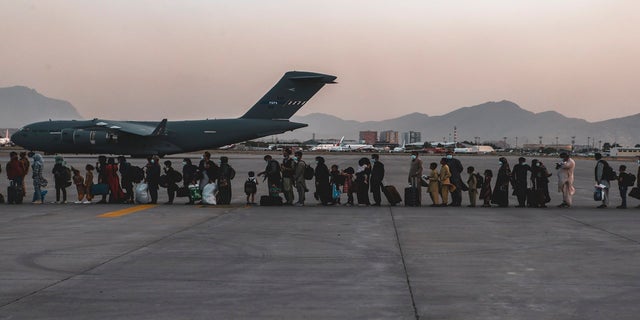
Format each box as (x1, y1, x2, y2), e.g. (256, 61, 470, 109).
(98, 205, 157, 218)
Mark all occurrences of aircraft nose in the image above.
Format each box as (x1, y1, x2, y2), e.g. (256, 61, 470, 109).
(10, 131, 24, 146)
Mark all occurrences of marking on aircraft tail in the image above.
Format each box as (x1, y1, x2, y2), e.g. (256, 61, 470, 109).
(98, 204, 157, 218)
(288, 88, 296, 92)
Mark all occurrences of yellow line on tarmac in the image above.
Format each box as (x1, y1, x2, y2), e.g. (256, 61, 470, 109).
(98, 205, 158, 218)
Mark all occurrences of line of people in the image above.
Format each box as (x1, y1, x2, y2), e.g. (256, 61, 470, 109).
(3, 150, 639, 208)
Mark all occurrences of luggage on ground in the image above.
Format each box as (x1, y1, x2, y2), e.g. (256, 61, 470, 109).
(188, 184, 202, 201)
(593, 187, 604, 201)
(404, 187, 420, 207)
(7, 181, 23, 204)
(202, 183, 218, 205)
(135, 183, 150, 204)
(383, 185, 402, 206)
(260, 195, 283, 206)
(91, 183, 109, 196)
(629, 187, 640, 200)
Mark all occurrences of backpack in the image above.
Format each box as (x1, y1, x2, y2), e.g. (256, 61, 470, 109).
(600, 160, 616, 181)
(475, 173, 484, 189)
(244, 179, 257, 194)
(304, 165, 315, 180)
(622, 173, 636, 187)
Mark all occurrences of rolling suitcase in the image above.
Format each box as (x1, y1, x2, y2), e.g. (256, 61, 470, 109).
(383, 185, 402, 206)
(260, 195, 283, 206)
(404, 187, 420, 207)
(7, 181, 23, 204)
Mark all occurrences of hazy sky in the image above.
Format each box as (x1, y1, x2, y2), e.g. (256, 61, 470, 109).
(1, 1, 639, 122)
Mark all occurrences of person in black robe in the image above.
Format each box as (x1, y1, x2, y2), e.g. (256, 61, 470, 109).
(146, 156, 161, 204)
(511, 157, 531, 207)
(370, 154, 385, 206)
(492, 157, 511, 207)
(314, 156, 332, 205)
(217, 156, 235, 205)
(530, 159, 552, 208)
(444, 151, 465, 206)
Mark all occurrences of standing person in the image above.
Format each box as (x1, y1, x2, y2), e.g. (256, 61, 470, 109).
(95, 156, 108, 204)
(530, 159, 552, 208)
(182, 158, 198, 204)
(408, 151, 423, 205)
(31, 154, 45, 204)
(439, 158, 454, 207)
(217, 156, 235, 205)
(466, 166, 478, 207)
(106, 157, 125, 203)
(512, 157, 531, 208)
(426, 162, 441, 207)
(637, 155, 640, 209)
(492, 157, 511, 207)
(19, 152, 30, 198)
(355, 157, 371, 206)
(72, 168, 85, 204)
(480, 169, 493, 207)
(118, 156, 134, 204)
(198, 151, 219, 191)
(370, 154, 385, 206)
(146, 156, 161, 204)
(84, 164, 95, 204)
(617, 165, 630, 209)
(314, 156, 332, 205)
(342, 167, 355, 206)
(163, 160, 181, 204)
(245, 171, 258, 205)
(594, 153, 613, 208)
(293, 151, 307, 206)
(258, 155, 281, 194)
(556, 152, 576, 208)
(445, 151, 465, 207)
(52, 155, 71, 204)
(281, 148, 295, 205)
(329, 164, 344, 205)
(6, 152, 25, 203)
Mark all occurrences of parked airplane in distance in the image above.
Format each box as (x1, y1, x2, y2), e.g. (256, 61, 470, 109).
(312, 136, 379, 152)
(0, 129, 12, 146)
(311, 136, 345, 151)
(12, 71, 336, 157)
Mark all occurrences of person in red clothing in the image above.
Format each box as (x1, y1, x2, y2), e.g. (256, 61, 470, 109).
(105, 157, 125, 203)
(6, 152, 25, 200)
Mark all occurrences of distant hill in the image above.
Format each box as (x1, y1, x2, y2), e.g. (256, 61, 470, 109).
(0, 86, 82, 128)
(285, 100, 640, 146)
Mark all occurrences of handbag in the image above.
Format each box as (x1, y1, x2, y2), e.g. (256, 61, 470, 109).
(629, 187, 640, 200)
(594, 188, 603, 201)
(91, 183, 109, 196)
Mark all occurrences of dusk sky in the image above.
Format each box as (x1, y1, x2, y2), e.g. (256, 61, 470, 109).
(1, 1, 639, 122)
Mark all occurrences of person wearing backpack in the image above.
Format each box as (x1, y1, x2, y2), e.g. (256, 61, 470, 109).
(118, 156, 134, 204)
(293, 151, 307, 206)
(258, 155, 281, 194)
(245, 171, 258, 205)
(617, 165, 631, 209)
(595, 153, 614, 208)
(281, 148, 295, 206)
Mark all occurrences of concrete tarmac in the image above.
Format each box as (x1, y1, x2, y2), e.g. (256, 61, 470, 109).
(1, 152, 639, 319)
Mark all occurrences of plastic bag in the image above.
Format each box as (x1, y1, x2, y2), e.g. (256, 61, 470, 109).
(202, 183, 218, 205)
(135, 183, 150, 204)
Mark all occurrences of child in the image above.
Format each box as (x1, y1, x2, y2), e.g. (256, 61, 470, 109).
(245, 171, 258, 205)
(466, 166, 478, 207)
(342, 167, 355, 206)
(617, 165, 629, 209)
(84, 164, 95, 204)
(480, 169, 493, 207)
(72, 168, 86, 204)
(427, 162, 440, 207)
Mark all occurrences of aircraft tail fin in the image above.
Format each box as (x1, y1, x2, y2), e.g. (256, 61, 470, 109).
(241, 71, 336, 120)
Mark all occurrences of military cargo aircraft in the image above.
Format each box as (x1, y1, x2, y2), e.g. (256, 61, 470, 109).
(11, 71, 336, 157)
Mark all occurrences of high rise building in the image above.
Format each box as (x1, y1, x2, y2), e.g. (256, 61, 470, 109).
(402, 131, 421, 144)
(379, 130, 399, 144)
(359, 131, 377, 145)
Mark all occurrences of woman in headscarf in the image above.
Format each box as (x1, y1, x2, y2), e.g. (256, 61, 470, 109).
(31, 154, 46, 204)
(105, 157, 125, 203)
(492, 157, 511, 207)
(355, 157, 371, 206)
(217, 156, 235, 205)
(530, 159, 552, 208)
(314, 156, 332, 205)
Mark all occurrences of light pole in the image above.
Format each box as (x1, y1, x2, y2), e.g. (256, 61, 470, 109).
(587, 136, 591, 151)
(571, 136, 575, 151)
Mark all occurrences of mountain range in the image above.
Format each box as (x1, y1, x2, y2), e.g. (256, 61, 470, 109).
(0, 86, 82, 128)
(0, 86, 637, 147)
(284, 100, 640, 147)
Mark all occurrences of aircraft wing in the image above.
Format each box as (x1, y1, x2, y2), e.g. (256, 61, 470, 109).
(86, 119, 167, 136)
